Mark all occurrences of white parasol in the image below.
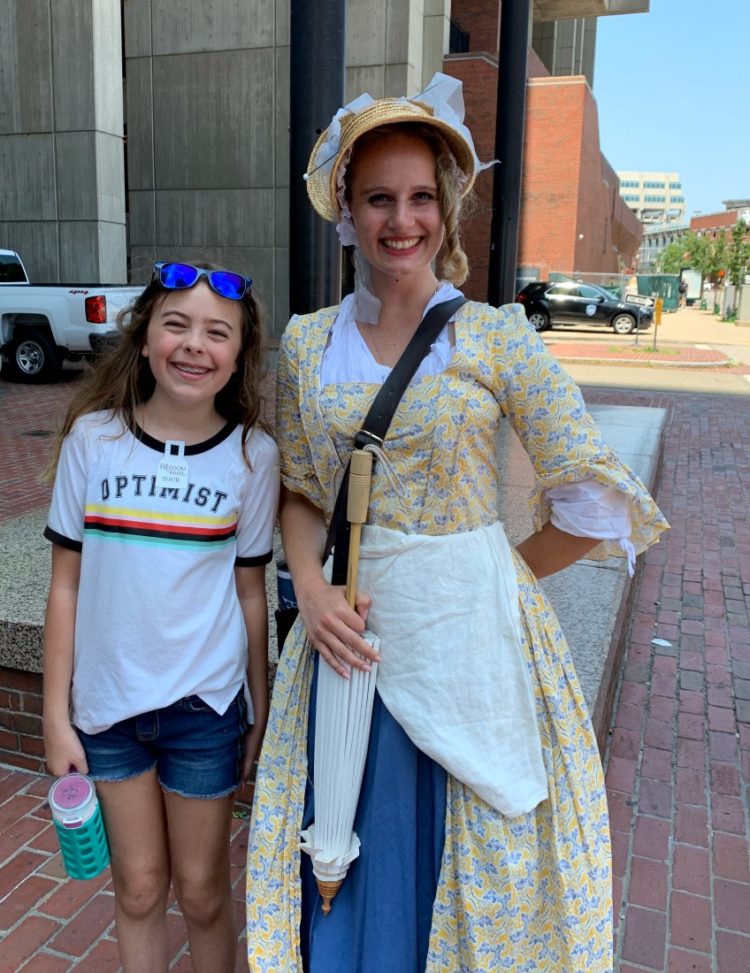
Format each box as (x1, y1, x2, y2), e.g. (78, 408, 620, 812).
(300, 449, 379, 915)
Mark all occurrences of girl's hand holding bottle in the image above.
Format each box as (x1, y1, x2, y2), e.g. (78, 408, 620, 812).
(43, 717, 89, 778)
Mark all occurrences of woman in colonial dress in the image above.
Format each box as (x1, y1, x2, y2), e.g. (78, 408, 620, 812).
(246, 73, 667, 972)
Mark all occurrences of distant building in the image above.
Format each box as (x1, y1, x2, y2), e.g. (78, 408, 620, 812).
(691, 200, 750, 237)
(637, 221, 688, 271)
(617, 171, 687, 225)
(0, 0, 650, 326)
(448, 3, 645, 295)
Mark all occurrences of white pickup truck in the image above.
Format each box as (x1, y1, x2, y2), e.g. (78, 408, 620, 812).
(0, 249, 142, 382)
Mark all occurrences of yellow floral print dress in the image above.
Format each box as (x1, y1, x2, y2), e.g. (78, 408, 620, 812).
(246, 301, 668, 972)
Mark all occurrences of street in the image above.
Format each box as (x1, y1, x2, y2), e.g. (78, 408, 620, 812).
(540, 304, 750, 395)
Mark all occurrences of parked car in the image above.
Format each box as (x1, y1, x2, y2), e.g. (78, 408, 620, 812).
(0, 249, 141, 382)
(515, 281, 653, 334)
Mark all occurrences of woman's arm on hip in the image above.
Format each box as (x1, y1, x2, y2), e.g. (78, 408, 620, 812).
(516, 522, 599, 580)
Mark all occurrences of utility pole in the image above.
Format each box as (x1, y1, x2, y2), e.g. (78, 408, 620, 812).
(289, 0, 345, 315)
(487, 0, 531, 307)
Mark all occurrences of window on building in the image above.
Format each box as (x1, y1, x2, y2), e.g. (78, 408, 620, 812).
(449, 20, 470, 53)
(669, 182, 682, 189)
(644, 181, 666, 189)
(644, 195, 666, 202)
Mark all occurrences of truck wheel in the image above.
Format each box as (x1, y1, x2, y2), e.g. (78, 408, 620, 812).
(612, 313, 636, 335)
(8, 329, 62, 383)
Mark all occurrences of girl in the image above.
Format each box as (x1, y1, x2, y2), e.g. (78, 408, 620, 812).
(43, 261, 279, 972)
(246, 75, 667, 971)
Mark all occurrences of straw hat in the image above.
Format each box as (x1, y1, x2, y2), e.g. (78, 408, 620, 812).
(305, 76, 481, 224)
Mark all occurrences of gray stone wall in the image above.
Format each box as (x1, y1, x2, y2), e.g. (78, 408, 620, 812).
(0, 0, 127, 282)
(123, 0, 286, 331)
(123, 0, 446, 336)
(0, 0, 446, 322)
(346, 0, 449, 101)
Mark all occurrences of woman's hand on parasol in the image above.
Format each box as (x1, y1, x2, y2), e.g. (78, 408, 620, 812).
(297, 577, 380, 678)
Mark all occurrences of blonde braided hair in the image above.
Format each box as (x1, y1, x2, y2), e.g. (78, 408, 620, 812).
(433, 135, 470, 286)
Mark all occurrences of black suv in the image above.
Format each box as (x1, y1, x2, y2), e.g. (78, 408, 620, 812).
(516, 281, 652, 334)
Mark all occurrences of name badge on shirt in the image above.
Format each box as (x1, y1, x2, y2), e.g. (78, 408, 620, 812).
(156, 440, 189, 492)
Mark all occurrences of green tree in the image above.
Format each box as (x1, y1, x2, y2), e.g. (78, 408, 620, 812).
(727, 220, 750, 288)
(706, 234, 729, 285)
(725, 219, 750, 314)
(686, 234, 712, 281)
(656, 240, 688, 274)
(656, 230, 710, 276)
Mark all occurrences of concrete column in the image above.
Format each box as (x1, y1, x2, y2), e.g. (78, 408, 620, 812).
(0, 0, 127, 282)
(347, 0, 446, 101)
(124, 0, 283, 329)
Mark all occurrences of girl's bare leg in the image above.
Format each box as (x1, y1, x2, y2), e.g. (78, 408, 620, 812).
(164, 790, 237, 972)
(96, 769, 171, 972)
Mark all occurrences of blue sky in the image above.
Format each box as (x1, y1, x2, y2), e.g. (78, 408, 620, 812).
(594, 0, 749, 218)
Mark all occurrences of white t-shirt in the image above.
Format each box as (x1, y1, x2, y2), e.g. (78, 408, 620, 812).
(45, 411, 279, 734)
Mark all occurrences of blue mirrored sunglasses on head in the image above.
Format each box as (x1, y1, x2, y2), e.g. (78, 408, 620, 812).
(153, 262, 253, 301)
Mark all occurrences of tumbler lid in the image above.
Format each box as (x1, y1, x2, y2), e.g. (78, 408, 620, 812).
(48, 773, 97, 824)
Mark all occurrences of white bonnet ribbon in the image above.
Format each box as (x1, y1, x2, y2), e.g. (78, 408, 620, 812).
(416, 72, 495, 176)
(311, 92, 376, 182)
(334, 148, 381, 323)
(334, 149, 358, 247)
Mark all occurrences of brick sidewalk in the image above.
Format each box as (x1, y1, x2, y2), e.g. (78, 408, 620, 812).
(0, 767, 250, 971)
(585, 388, 750, 973)
(545, 340, 750, 372)
(1, 375, 749, 970)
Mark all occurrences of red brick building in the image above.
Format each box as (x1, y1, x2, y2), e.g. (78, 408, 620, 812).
(690, 207, 749, 238)
(443, 6, 643, 302)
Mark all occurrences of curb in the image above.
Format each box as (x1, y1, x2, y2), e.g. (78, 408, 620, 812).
(551, 355, 737, 369)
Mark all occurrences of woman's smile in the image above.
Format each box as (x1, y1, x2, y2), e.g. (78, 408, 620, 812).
(380, 236, 422, 252)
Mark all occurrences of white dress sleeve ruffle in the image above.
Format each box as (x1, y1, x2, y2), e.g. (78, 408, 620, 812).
(548, 480, 635, 574)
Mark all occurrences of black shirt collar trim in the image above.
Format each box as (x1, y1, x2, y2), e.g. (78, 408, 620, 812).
(132, 420, 237, 455)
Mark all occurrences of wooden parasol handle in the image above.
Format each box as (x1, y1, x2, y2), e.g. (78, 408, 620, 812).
(345, 449, 373, 609)
(317, 878, 343, 915)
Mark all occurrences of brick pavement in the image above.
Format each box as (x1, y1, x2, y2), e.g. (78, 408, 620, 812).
(1, 369, 749, 970)
(0, 766, 250, 971)
(0, 371, 79, 522)
(545, 341, 747, 370)
(585, 387, 750, 973)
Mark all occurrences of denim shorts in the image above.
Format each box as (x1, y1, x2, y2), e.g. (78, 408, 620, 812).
(77, 692, 247, 799)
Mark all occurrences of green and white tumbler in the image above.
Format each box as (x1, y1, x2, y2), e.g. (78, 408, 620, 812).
(48, 773, 110, 880)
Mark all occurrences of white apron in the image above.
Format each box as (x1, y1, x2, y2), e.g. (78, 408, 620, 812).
(350, 521, 548, 816)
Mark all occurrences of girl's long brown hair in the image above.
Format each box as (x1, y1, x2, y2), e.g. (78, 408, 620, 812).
(45, 265, 269, 479)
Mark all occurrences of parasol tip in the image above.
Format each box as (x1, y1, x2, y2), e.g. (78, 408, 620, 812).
(317, 878, 343, 916)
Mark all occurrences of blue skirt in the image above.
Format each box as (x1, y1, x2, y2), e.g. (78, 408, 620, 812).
(300, 656, 447, 973)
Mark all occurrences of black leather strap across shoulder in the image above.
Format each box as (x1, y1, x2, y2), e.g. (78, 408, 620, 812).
(327, 296, 466, 583)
